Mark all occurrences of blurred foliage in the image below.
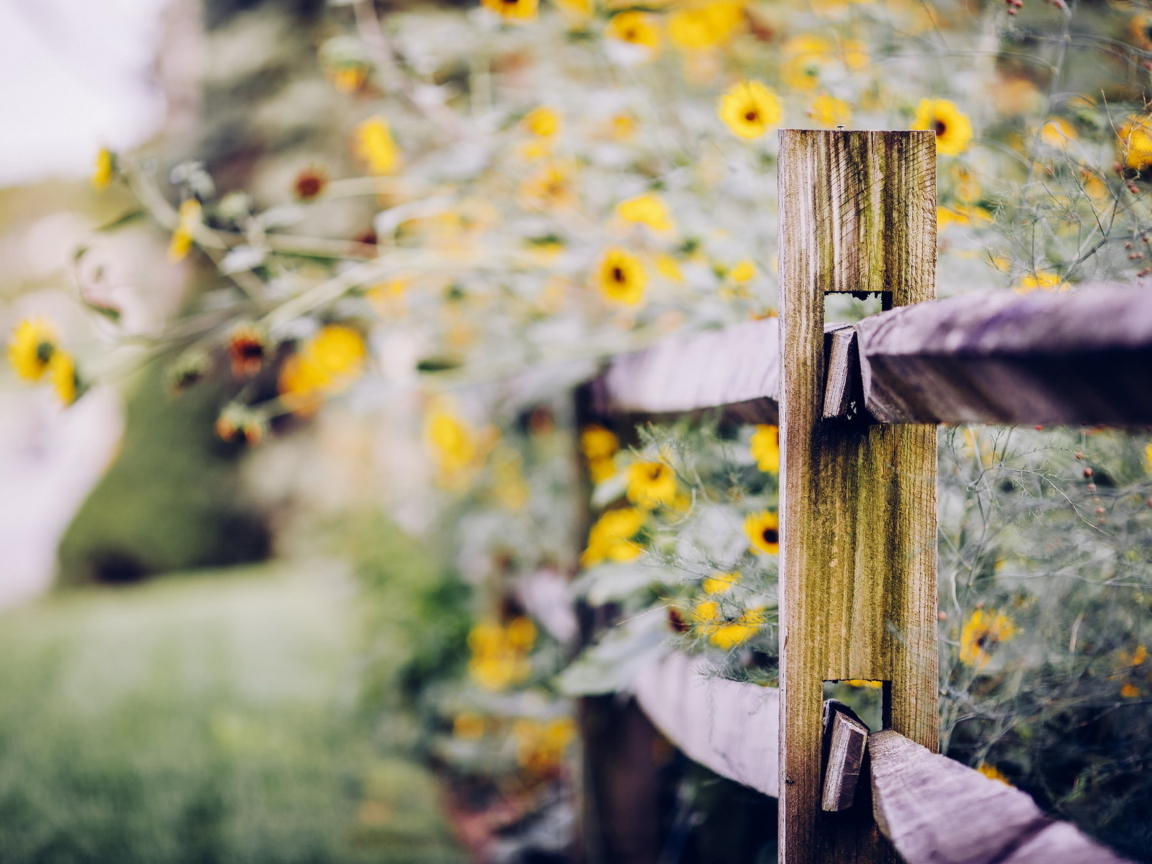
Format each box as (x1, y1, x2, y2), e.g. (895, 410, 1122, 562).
(58, 362, 269, 584)
(0, 564, 464, 864)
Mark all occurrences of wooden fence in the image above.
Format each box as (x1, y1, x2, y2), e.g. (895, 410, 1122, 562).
(576, 130, 1146, 864)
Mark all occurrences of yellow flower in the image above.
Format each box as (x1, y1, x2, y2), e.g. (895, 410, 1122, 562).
(1121, 683, 1142, 699)
(330, 65, 368, 94)
(617, 193, 673, 233)
(912, 99, 973, 157)
(693, 600, 765, 650)
(168, 199, 201, 262)
(702, 572, 739, 594)
(278, 325, 367, 412)
(718, 80, 782, 140)
(92, 148, 114, 189)
(582, 425, 619, 462)
(606, 12, 661, 54)
(8, 318, 59, 382)
(581, 507, 645, 566)
(1037, 117, 1077, 148)
(512, 717, 576, 774)
(667, 0, 744, 51)
(1131, 12, 1152, 51)
(808, 93, 851, 127)
(468, 621, 533, 690)
(523, 107, 561, 138)
(750, 425, 779, 473)
(368, 279, 408, 319)
(843, 679, 883, 689)
(977, 763, 1010, 784)
(627, 460, 678, 509)
(730, 260, 756, 283)
(781, 35, 831, 91)
(610, 113, 637, 141)
(355, 116, 401, 175)
(954, 166, 981, 204)
(744, 510, 779, 555)
(552, 0, 592, 17)
(655, 254, 684, 282)
(492, 447, 531, 511)
(49, 351, 78, 406)
(482, 0, 539, 21)
(841, 39, 869, 71)
(595, 247, 647, 305)
(427, 408, 479, 475)
(453, 712, 486, 739)
(1013, 270, 1065, 295)
(959, 608, 1016, 670)
(937, 205, 991, 233)
(1119, 115, 1152, 171)
(520, 162, 578, 210)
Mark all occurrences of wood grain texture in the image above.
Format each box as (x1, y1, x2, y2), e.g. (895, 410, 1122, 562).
(870, 731, 1132, 864)
(778, 129, 938, 864)
(822, 702, 869, 812)
(589, 318, 779, 422)
(823, 326, 862, 420)
(632, 650, 779, 798)
(852, 284, 1152, 425)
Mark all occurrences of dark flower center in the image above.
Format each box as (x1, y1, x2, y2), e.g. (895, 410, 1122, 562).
(933, 119, 947, 137)
(612, 266, 625, 283)
(762, 527, 778, 545)
(35, 341, 55, 364)
(745, 110, 759, 122)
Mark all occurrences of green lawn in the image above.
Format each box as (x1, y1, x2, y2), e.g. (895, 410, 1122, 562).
(0, 564, 465, 864)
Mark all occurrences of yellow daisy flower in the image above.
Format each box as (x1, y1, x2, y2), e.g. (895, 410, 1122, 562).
(92, 148, 114, 189)
(427, 408, 479, 475)
(693, 600, 766, 650)
(655, 254, 684, 282)
(718, 80, 782, 140)
(781, 35, 831, 92)
(667, 0, 744, 51)
(606, 12, 661, 53)
(523, 107, 561, 138)
(808, 93, 851, 128)
(912, 99, 973, 157)
(354, 116, 401, 175)
(1119, 115, 1152, 171)
(49, 351, 78, 406)
(729, 260, 756, 283)
(626, 460, 678, 509)
(617, 193, 674, 232)
(520, 162, 578, 210)
(749, 425, 779, 473)
(959, 608, 1016, 670)
(743, 510, 779, 555)
(595, 247, 647, 305)
(581, 507, 645, 566)
(168, 199, 201, 262)
(581, 425, 619, 462)
(1037, 117, 1077, 148)
(482, 0, 539, 21)
(702, 572, 739, 594)
(8, 318, 59, 382)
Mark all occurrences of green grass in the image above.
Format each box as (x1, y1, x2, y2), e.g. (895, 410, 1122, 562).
(0, 564, 465, 864)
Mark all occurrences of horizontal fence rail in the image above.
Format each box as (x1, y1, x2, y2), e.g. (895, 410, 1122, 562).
(594, 285, 1152, 428)
(869, 731, 1131, 864)
(631, 650, 779, 798)
(629, 651, 1133, 863)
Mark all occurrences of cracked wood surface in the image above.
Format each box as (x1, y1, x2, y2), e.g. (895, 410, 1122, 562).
(779, 129, 938, 864)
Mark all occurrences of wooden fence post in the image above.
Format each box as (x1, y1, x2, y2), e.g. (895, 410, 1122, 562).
(778, 130, 939, 863)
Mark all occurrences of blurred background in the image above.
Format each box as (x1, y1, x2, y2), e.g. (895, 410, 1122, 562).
(6, 0, 1152, 861)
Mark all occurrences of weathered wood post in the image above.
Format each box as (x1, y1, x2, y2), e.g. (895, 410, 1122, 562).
(778, 130, 939, 863)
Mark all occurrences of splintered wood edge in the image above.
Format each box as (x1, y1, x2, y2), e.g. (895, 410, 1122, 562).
(822, 327, 858, 420)
(632, 650, 779, 798)
(869, 731, 1133, 864)
(592, 317, 779, 418)
(821, 704, 870, 812)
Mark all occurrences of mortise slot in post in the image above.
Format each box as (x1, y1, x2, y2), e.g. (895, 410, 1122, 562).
(822, 680, 886, 733)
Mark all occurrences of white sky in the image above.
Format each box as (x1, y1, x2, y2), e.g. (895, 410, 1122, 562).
(0, 0, 171, 187)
